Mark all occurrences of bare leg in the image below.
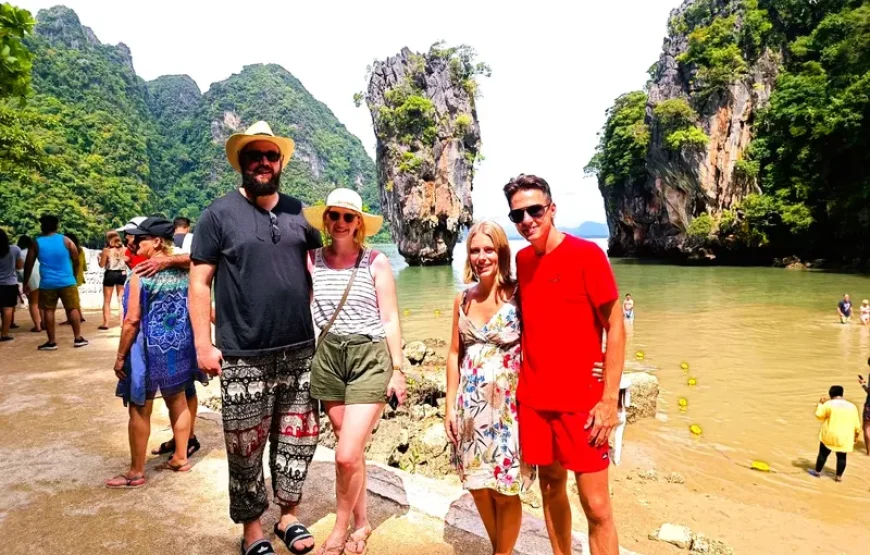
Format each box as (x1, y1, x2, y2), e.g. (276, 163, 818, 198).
(863, 420, 870, 456)
(1, 307, 12, 336)
(27, 290, 41, 331)
(43, 306, 56, 343)
(493, 492, 523, 555)
(322, 401, 385, 550)
(539, 462, 572, 555)
(164, 392, 191, 467)
(128, 400, 154, 476)
(469, 489, 498, 548)
(330, 403, 372, 531)
(67, 307, 82, 339)
(102, 286, 113, 327)
(188, 392, 198, 437)
(576, 468, 618, 555)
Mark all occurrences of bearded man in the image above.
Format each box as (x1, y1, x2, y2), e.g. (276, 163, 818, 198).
(189, 121, 322, 555)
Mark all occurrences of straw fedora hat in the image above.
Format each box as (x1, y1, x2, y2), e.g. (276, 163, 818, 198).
(303, 188, 384, 237)
(225, 121, 295, 172)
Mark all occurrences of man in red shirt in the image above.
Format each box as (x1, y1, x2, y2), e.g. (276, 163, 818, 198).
(505, 174, 625, 555)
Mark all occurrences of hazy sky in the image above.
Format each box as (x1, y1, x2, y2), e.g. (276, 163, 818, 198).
(20, 0, 677, 227)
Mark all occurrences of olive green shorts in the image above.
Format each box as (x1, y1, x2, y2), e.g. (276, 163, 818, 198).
(311, 333, 393, 405)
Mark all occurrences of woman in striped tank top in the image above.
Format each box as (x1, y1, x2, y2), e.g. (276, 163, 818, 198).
(303, 189, 406, 555)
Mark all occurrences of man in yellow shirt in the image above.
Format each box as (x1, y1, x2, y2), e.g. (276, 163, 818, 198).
(809, 385, 862, 482)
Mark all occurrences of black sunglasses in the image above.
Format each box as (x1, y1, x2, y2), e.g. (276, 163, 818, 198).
(327, 211, 358, 224)
(268, 211, 281, 244)
(241, 149, 281, 164)
(508, 203, 550, 224)
(133, 235, 155, 245)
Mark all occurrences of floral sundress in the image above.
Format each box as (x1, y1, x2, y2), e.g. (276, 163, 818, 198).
(453, 290, 536, 495)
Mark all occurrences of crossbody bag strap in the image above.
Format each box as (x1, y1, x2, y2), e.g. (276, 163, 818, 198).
(315, 248, 366, 351)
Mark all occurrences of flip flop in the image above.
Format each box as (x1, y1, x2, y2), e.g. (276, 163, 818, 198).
(156, 459, 192, 472)
(151, 436, 201, 457)
(275, 522, 316, 555)
(105, 474, 146, 489)
(344, 527, 372, 555)
(98, 325, 109, 330)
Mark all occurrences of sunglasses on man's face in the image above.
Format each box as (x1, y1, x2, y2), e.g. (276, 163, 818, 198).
(508, 203, 550, 224)
(327, 211, 358, 224)
(133, 235, 154, 245)
(241, 149, 281, 165)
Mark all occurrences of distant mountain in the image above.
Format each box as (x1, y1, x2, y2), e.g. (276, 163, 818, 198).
(503, 221, 609, 240)
(2, 5, 379, 243)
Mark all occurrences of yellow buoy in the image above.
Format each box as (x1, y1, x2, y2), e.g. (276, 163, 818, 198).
(680, 362, 689, 371)
(690, 424, 702, 436)
(750, 460, 772, 472)
(687, 377, 697, 386)
(678, 398, 688, 409)
(434, 309, 441, 317)
(403, 309, 410, 317)
(635, 351, 645, 360)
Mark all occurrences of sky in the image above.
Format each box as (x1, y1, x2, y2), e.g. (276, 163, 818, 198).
(20, 0, 678, 228)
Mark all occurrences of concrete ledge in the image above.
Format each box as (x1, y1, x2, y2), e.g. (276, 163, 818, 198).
(312, 447, 641, 555)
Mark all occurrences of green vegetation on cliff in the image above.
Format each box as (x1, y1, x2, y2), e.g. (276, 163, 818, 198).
(1, 5, 381, 244)
(589, 0, 870, 262)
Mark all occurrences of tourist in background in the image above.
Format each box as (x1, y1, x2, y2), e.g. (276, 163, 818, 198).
(16, 235, 42, 333)
(504, 174, 625, 555)
(60, 233, 87, 326)
(859, 361, 870, 456)
(23, 215, 87, 351)
(190, 122, 320, 555)
(808, 385, 861, 482)
(106, 217, 206, 489)
(172, 216, 194, 253)
(118, 217, 148, 270)
(99, 230, 127, 330)
(860, 299, 870, 325)
(0, 229, 24, 342)
(304, 188, 406, 555)
(445, 220, 532, 555)
(623, 293, 634, 321)
(838, 294, 852, 324)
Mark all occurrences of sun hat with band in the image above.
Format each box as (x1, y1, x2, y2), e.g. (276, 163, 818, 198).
(303, 188, 384, 237)
(225, 120, 295, 173)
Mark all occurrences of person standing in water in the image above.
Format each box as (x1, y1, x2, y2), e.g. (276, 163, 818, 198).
(622, 294, 634, 321)
(838, 294, 852, 324)
(859, 299, 870, 325)
(808, 385, 861, 482)
(859, 361, 870, 456)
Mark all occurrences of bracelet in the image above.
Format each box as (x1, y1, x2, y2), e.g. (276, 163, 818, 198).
(392, 364, 404, 373)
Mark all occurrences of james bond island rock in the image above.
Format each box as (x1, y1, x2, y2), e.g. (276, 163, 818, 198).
(586, 0, 870, 265)
(360, 43, 489, 265)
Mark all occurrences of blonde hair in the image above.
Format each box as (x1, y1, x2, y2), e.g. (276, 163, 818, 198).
(106, 230, 122, 248)
(463, 221, 515, 288)
(323, 212, 367, 248)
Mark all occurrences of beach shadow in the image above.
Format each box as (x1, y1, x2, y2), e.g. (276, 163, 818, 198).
(791, 456, 840, 479)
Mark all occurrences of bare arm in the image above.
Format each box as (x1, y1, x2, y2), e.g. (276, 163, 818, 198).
(113, 276, 141, 379)
(444, 293, 463, 444)
(22, 241, 37, 290)
(135, 253, 191, 277)
(586, 298, 626, 447)
(372, 251, 407, 404)
(99, 248, 109, 269)
(190, 261, 222, 375)
(65, 237, 79, 280)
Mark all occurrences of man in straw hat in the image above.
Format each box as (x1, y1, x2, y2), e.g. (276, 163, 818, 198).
(190, 121, 321, 555)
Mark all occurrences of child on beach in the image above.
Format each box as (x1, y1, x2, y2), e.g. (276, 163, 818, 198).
(860, 299, 870, 325)
(623, 293, 634, 321)
(809, 385, 861, 482)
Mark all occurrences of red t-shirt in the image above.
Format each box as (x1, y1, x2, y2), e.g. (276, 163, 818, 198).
(516, 234, 619, 412)
(125, 247, 147, 269)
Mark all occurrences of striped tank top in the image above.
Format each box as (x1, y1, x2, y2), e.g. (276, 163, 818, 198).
(312, 247, 385, 338)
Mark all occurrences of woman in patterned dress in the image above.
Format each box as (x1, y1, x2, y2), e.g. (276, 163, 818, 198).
(106, 217, 208, 488)
(445, 221, 534, 555)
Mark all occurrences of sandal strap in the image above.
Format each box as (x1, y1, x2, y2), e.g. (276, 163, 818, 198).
(275, 523, 314, 554)
(242, 538, 276, 555)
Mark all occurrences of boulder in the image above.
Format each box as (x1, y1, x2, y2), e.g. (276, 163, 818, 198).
(626, 372, 659, 422)
(650, 523, 693, 549)
(403, 341, 427, 364)
(690, 533, 733, 555)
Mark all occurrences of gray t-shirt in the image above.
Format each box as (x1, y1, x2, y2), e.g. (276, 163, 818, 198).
(0, 245, 23, 286)
(191, 190, 322, 357)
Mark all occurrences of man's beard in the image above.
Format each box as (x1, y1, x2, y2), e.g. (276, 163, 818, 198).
(242, 167, 282, 197)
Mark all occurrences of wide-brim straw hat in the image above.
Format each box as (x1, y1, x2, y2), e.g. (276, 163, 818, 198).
(303, 188, 384, 237)
(225, 120, 295, 173)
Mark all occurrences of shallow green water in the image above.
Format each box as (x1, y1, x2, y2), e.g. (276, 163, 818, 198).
(379, 239, 870, 499)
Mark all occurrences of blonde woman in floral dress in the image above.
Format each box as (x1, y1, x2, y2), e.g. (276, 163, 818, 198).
(445, 221, 534, 555)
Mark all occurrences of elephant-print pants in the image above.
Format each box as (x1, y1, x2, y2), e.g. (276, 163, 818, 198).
(220, 347, 319, 523)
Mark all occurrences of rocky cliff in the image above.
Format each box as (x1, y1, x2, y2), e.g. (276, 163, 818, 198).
(361, 44, 488, 265)
(594, 0, 780, 259)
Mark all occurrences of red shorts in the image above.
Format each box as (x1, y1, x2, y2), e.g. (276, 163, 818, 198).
(519, 403, 610, 473)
